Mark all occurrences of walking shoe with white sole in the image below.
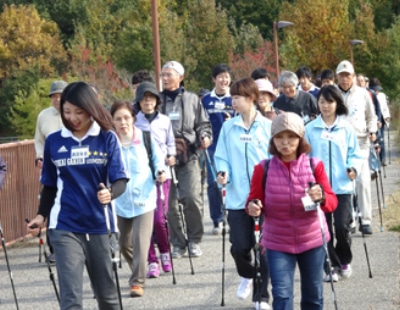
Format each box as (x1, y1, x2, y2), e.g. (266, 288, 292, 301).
(254, 301, 270, 310)
(146, 262, 160, 278)
(323, 271, 339, 282)
(171, 247, 186, 259)
(341, 264, 353, 278)
(160, 252, 172, 272)
(237, 277, 252, 300)
(189, 242, 203, 257)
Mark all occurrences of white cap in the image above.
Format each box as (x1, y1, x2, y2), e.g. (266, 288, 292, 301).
(162, 61, 185, 76)
(255, 79, 277, 101)
(336, 60, 354, 74)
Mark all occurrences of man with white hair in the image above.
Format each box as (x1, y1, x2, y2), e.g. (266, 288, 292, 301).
(336, 60, 377, 239)
(34, 80, 68, 264)
(160, 61, 212, 258)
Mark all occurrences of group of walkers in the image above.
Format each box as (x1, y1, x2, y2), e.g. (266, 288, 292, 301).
(25, 57, 390, 310)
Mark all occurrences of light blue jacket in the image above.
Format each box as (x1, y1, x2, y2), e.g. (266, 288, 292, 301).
(115, 126, 167, 218)
(305, 115, 363, 194)
(214, 111, 271, 210)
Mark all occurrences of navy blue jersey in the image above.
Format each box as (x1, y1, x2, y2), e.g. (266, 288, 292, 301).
(41, 122, 128, 234)
(201, 89, 234, 152)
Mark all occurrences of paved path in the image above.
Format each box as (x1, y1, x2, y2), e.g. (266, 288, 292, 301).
(0, 130, 399, 310)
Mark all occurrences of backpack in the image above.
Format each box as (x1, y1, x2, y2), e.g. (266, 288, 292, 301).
(262, 157, 315, 191)
(142, 130, 156, 179)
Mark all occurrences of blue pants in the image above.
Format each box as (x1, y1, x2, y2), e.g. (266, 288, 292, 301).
(379, 125, 386, 162)
(267, 246, 324, 310)
(205, 149, 223, 226)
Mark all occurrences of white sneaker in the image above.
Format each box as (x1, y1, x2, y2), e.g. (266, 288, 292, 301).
(323, 272, 339, 282)
(254, 301, 270, 310)
(341, 264, 353, 278)
(212, 223, 222, 235)
(237, 277, 252, 300)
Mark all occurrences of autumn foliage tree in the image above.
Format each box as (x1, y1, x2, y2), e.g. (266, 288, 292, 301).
(0, 4, 67, 79)
(279, 0, 350, 73)
(0, 4, 67, 134)
(229, 41, 275, 81)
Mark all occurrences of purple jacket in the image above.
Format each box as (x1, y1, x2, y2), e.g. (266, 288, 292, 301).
(262, 154, 330, 254)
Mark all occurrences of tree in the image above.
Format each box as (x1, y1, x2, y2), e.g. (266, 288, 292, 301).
(279, 0, 350, 73)
(0, 4, 67, 135)
(183, 0, 234, 90)
(69, 46, 131, 106)
(216, 0, 281, 41)
(0, 4, 67, 79)
(229, 41, 275, 81)
(9, 78, 55, 139)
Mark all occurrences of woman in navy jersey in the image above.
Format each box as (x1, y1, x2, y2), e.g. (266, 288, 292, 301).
(28, 81, 129, 310)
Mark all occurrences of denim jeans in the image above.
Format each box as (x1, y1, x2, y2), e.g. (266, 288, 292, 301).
(267, 246, 324, 310)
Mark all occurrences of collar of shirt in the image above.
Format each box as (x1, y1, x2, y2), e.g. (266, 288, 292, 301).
(61, 120, 101, 140)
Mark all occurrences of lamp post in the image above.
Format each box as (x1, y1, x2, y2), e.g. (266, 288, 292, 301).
(349, 39, 363, 67)
(273, 21, 293, 80)
(151, 0, 161, 91)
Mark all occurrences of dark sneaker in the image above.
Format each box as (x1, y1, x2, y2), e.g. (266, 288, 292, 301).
(46, 253, 56, 265)
(359, 224, 373, 235)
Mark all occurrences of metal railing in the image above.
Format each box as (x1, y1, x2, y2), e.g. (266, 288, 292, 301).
(0, 140, 41, 244)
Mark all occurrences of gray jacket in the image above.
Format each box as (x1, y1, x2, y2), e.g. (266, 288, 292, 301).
(161, 89, 212, 151)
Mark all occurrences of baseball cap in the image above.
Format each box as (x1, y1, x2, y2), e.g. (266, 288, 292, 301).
(49, 80, 68, 97)
(336, 60, 355, 75)
(271, 112, 305, 138)
(162, 61, 185, 76)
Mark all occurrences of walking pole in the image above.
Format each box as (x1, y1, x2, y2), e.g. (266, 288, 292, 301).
(158, 179, 177, 284)
(203, 151, 228, 306)
(308, 183, 338, 310)
(219, 173, 227, 307)
(377, 157, 387, 209)
(371, 147, 384, 232)
(38, 228, 44, 263)
(387, 123, 391, 165)
(170, 166, 195, 275)
(353, 181, 373, 278)
(0, 221, 20, 310)
(99, 185, 123, 310)
(26, 219, 60, 304)
(253, 214, 262, 309)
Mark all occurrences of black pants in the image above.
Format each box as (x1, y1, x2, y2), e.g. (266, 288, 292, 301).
(325, 194, 353, 272)
(228, 209, 269, 302)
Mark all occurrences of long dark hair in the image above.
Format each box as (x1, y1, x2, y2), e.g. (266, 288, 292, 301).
(60, 82, 113, 132)
(317, 85, 348, 116)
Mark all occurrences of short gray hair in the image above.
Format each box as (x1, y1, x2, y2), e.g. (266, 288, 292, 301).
(278, 71, 298, 88)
